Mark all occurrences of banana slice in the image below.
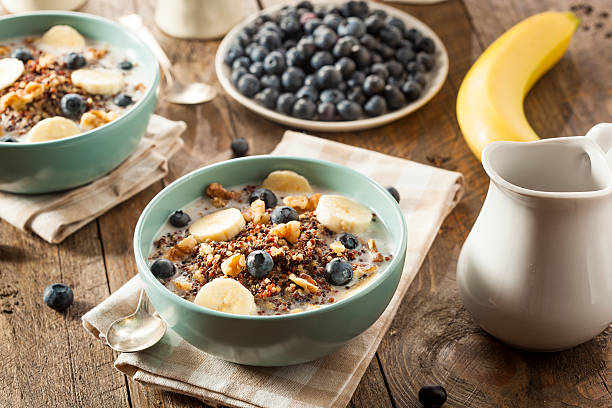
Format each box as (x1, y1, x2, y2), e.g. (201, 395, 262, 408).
(189, 208, 245, 242)
(71, 69, 124, 95)
(0, 58, 24, 90)
(27, 117, 80, 142)
(316, 195, 372, 233)
(194, 277, 257, 315)
(40, 25, 86, 49)
(261, 170, 312, 193)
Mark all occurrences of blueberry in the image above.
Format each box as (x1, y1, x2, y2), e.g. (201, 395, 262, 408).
(338, 17, 366, 37)
(317, 101, 336, 121)
(359, 34, 377, 50)
(350, 45, 371, 68)
(237, 74, 260, 97)
(304, 18, 322, 34)
(405, 61, 426, 76)
(370, 63, 389, 80)
(412, 72, 427, 88)
(245, 42, 257, 56)
(386, 186, 400, 203)
(114, 94, 133, 107)
(383, 85, 406, 110)
(304, 74, 317, 88)
(255, 88, 279, 109)
(11, 47, 33, 63)
(296, 86, 318, 102)
(225, 44, 244, 64)
(387, 76, 405, 89)
(271, 206, 299, 224)
(283, 39, 297, 50)
(297, 37, 316, 58)
(259, 32, 282, 50)
(310, 51, 334, 70)
(249, 62, 265, 78)
(169, 210, 191, 227)
(276, 92, 297, 114)
(332, 40, 353, 58)
(280, 16, 301, 36)
(325, 258, 353, 286)
(231, 67, 247, 85)
(43, 283, 74, 311)
(150, 259, 176, 280)
(0, 136, 17, 143)
(369, 9, 388, 19)
(418, 385, 447, 408)
(286, 47, 306, 67)
(347, 71, 365, 87)
(404, 28, 422, 43)
(323, 13, 343, 30)
(340, 1, 369, 18)
(402, 80, 422, 102)
(365, 15, 384, 34)
(232, 56, 250, 70)
(376, 43, 395, 60)
(313, 26, 337, 50)
(263, 51, 285, 75)
(249, 188, 277, 208)
(292, 98, 316, 119)
(320, 89, 345, 104)
(379, 26, 402, 46)
(347, 86, 366, 105)
(335, 57, 356, 79)
(261, 75, 281, 90)
(118, 60, 133, 70)
(417, 52, 435, 71)
(386, 60, 404, 78)
(236, 30, 251, 47)
(64, 52, 86, 69)
(364, 95, 387, 116)
(249, 45, 268, 62)
(336, 100, 362, 120)
(231, 137, 249, 157)
(337, 81, 348, 93)
(281, 67, 305, 92)
(338, 233, 359, 249)
(315, 65, 342, 89)
(371, 52, 383, 64)
(255, 15, 272, 25)
(415, 36, 436, 54)
(397, 47, 416, 65)
(296, 1, 314, 11)
(385, 16, 406, 31)
(363, 74, 385, 95)
(60, 94, 86, 118)
(247, 250, 274, 278)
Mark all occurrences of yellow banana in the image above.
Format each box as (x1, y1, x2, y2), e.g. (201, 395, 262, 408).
(457, 12, 579, 160)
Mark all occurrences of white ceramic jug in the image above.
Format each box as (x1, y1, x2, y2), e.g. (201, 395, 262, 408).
(457, 123, 612, 351)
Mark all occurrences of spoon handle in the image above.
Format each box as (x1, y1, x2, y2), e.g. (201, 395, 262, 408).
(118, 14, 175, 87)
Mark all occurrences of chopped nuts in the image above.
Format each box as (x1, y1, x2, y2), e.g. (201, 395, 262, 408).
(206, 182, 241, 207)
(0, 46, 9, 57)
(80, 110, 118, 130)
(283, 193, 321, 212)
(242, 199, 269, 224)
(86, 46, 109, 60)
(330, 240, 346, 254)
(270, 220, 301, 244)
(174, 280, 192, 292)
(221, 253, 246, 277)
(199, 243, 214, 256)
(166, 235, 198, 261)
(289, 273, 318, 294)
(367, 239, 384, 262)
(0, 82, 45, 112)
(38, 53, 55, 68)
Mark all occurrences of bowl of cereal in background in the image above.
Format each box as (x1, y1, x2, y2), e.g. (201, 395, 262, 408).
(0, 12, 159, 193)
(134, 156, 407, 366)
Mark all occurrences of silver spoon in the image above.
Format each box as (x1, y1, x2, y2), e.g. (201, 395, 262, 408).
(105, 289, 167, 353)
(119, 14, 217, 105)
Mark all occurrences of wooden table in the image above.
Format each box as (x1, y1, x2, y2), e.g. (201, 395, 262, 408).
(1, 0, 610, 406)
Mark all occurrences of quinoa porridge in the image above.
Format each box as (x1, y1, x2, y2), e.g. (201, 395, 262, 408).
(0, 25, 147, 143)
(147, 170, 393, 316)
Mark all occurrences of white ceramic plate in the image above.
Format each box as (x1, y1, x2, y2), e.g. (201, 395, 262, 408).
(215, 1, 449, 132)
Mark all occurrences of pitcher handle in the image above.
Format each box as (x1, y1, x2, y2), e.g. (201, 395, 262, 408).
(586, 123, 612, 166)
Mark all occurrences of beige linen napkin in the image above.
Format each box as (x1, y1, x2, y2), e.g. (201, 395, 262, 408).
(83, 131, 464, 408)
(0, 115, 185, 244)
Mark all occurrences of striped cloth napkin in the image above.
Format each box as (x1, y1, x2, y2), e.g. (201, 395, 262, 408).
(82, 131, 464, 408)
(0, 115, 185, 244)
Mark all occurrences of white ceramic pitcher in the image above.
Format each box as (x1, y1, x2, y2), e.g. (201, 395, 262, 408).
(457, 123, 612, 351)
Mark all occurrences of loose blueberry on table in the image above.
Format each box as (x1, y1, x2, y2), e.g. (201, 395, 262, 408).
(225, 0, 437, 121)
(43, 283, 74, 311)
(418, 384, 447, 407)
(231, 137, 250, 157)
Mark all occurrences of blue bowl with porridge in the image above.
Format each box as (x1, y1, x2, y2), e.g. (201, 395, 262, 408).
(0, 12, 159, 193)
(134, 156, 407, 366)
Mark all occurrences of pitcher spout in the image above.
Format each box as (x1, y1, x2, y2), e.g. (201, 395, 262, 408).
(586, 123, 612, 169)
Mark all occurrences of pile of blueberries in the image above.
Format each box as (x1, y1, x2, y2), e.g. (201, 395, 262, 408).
(224, 0, 437, 121)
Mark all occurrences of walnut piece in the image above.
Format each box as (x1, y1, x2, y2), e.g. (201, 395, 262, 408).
(205, 182, 240, 207)
(80, 110, 118, 131)
(330, 240, 346, 254)
(38, 53, 55, 68)
(242, 199, 269, 224)
(166, 235, 198, 261)
(0, 82, 45, 112)
(221, 254, 246, 277)
(289, 273, 318, 294)
(283, 193, 321, 212)
(270, 220, 301, 244)
(86, 47, 109, 60)
(173, 280, 192, 292)
(367, 239, 384, 262)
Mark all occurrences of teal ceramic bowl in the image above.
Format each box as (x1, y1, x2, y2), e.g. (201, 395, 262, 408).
(0, 12, 159, 194)
(134, 156, 407, 366)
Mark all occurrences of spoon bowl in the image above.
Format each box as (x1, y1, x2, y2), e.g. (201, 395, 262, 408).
(106, 289, 166, 353)
(165, 81, 217, 105)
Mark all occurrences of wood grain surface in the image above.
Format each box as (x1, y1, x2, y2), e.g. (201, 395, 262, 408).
(0, 0, 610, 407)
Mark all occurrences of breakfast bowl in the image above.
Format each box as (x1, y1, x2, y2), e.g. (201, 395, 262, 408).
(0, 12, 159, 194)
(215, 1, 448, 132)
(134, 156, 407, 366)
